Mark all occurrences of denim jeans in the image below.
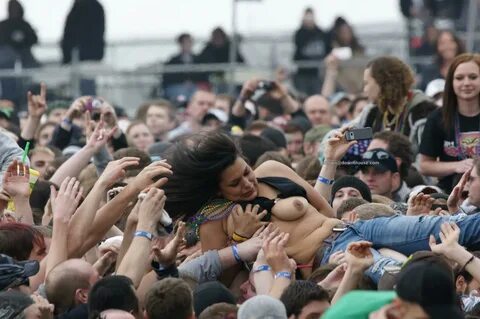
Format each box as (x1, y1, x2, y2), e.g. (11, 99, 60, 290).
(321, 213, 477, 283)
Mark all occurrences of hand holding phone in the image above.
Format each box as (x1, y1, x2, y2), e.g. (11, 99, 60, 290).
(344, 127, 373, 141)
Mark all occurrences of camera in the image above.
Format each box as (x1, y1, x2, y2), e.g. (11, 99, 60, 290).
(256, 80, 275, 91)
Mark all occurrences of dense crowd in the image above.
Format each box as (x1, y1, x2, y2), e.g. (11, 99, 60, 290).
(1, 2, 480, 319)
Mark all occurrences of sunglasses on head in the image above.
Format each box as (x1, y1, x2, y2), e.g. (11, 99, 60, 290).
(363, 150, 390, 160)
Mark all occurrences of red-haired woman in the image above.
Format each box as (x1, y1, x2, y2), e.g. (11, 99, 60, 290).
(419, 53, 480, 192)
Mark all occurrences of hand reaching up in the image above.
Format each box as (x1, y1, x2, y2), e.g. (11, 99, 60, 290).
(50, 177, 83, 223)
(263, 231, 295, 274)
(27, 82, 48, 119)
(3, 160, 30, 198)
(151, 221, 187, 266)
(448, 168, 471, 213)
(407, 192, 434, 216)
(130, 160, 172, 193)
(98, 157, 140, 188)
(345, 241, 374, 272)
(85, 115, 117, 153)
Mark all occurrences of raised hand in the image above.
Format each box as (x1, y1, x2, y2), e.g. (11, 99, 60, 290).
(3, 160, 30, 198)
(99, 100, 118, 129)
(239, 78, 261, 101)
(324, 126, 357, 162)
(328, 251, 346, 266)
(64, 96, 90, 121)
(263, 231, 295, 273)
(407, 192, 434, 216)
(345, 241, 374, 272)
(28, 294, 54, 319)
(85, 115, 117, 153)
(27, 82, 48, 118)
(98, 157, 140, 188)
(232, 204, 268, 239)
(50, 177, 83, 223)
(151, 221, 187, 266)
(319, 263, 347, 290)
(93, 250, 117, 277)
(448, 168, 471, 213)
(136, 188, 167, 232)
(130, 160, 172, 193)
(237, 224, 275, 262)
(429, 222, 461, 257)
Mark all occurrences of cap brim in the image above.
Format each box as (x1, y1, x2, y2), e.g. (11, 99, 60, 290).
(425, 305, 464, 319)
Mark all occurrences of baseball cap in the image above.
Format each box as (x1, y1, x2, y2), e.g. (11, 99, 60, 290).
(304, 125, 332, 143)
(425, 79, 445, 98)
(202, 108, 228, 125)
(396, 261, 463, 319)
(330, 92, 351, 106)
(360, 148, 398, 173)
(0, 254, 39, 291)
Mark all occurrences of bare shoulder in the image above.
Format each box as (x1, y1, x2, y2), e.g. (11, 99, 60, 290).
(255, 160, 292, 178)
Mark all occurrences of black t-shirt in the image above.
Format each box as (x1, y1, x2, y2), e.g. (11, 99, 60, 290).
(420, 108, 480, 191)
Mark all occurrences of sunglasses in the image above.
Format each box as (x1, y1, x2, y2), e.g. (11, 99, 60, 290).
(363, 150, 390, 160)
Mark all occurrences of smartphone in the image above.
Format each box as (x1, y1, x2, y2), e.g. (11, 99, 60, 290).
(344, 127, 373, 141)
(332, 47, 353, 60)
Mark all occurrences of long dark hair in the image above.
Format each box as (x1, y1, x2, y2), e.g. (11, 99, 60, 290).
(330, 17, 364, 54)
(163, 130, 239, 219)
(435, 30, 465, 67)
(442, 53, 480, 131)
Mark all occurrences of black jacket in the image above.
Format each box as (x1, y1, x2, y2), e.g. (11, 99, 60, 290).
(293, 26, 330, 74)
(61, 0, 105, 64)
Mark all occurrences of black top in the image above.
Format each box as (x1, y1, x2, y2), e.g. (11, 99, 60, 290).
(61, 0, 105, 64)
(238, 176, 307, 221)
(419, 108, 480, 192)
(293, 26, 331, 74)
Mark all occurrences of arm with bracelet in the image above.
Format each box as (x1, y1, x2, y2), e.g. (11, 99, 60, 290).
(263, 232, 296, 299)
(430, 222, 480, 284)
(117, 188, 166, 288)
(314, 127, 357, 202)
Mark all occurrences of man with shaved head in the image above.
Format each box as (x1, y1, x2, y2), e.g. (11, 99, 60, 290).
(303, 95, 332, 127)
(45, 259, 100, 318)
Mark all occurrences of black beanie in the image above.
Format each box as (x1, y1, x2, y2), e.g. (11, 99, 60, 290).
(330, 176, 372, 204)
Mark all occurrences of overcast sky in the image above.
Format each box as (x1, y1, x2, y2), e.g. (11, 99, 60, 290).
(0, 0, 403, 42)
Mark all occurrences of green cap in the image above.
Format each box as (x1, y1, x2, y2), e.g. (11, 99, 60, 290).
(304, 125, 332, 143)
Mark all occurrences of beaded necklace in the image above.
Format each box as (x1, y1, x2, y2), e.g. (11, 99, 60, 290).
(187, 198, 236, 239)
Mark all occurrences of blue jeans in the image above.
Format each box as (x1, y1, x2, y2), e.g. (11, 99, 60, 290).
(321, 213, 478, 283)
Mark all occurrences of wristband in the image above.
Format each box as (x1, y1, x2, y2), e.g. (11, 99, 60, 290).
(134, 230, 154, 241)
(232, 244, 242, 263)
(317, 176, 335, 185)
(461, 255, 475, 272)
(253, 265, 271, 273)
(274, 271, 292, 280)
(232, 232, 249, 243)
